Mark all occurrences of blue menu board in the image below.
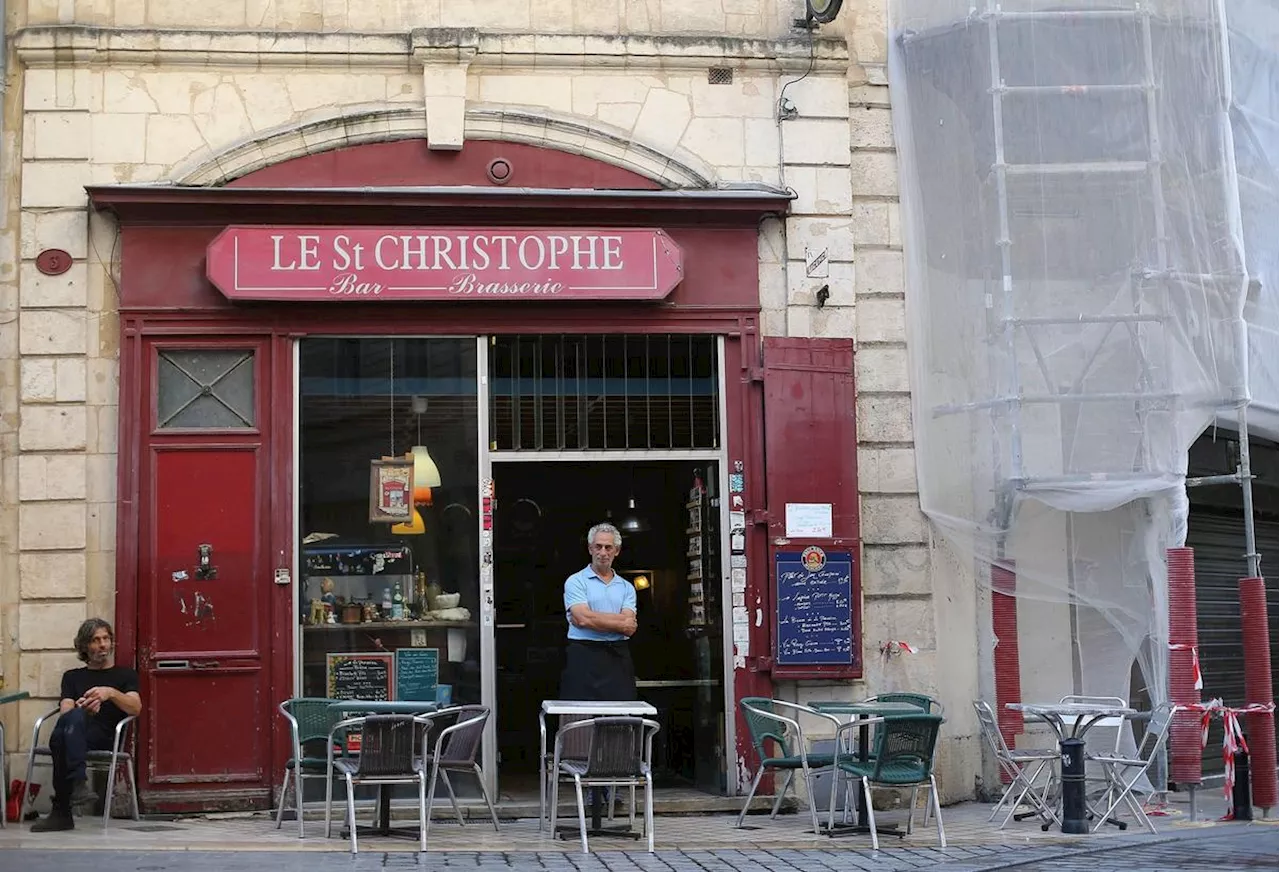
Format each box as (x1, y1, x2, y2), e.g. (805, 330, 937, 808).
(395, 647, 439, 702)
(774, 550, 854, 666)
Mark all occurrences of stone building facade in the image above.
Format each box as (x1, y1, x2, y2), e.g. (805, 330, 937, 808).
(0, 1, 981, 805)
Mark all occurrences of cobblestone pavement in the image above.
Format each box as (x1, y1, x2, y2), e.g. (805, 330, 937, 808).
(4, 823, 1274, 872)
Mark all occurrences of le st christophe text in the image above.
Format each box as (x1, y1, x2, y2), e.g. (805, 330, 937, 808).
(271, 232, 628, 296)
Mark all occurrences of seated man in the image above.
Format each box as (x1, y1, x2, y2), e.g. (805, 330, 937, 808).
(31, 618, 142, 832)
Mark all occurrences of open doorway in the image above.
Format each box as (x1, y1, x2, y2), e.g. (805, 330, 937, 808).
(492, 460, 727, 796)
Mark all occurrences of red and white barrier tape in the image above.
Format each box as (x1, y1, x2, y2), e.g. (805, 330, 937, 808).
(1175, 699, 1277, 818)
(1169, 642, 1203, 690)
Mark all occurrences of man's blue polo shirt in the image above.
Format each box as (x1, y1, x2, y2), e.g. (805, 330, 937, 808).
(564, 565, 637, 642)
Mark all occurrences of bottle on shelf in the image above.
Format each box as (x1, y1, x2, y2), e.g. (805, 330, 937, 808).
(391, 586, 405, 621)
(382, 586, 393, 618)
(415, 570, 428, 610)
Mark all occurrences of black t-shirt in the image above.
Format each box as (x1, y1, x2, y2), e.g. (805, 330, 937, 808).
(60, 666, 140, 733)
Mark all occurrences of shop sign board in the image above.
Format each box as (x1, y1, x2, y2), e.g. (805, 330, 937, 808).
(206, 226, 685, 301)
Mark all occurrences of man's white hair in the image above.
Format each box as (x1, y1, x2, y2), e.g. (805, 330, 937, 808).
(587, 522, 622, 547)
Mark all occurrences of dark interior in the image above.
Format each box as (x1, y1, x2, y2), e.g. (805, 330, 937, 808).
(493, 460, 726, 792)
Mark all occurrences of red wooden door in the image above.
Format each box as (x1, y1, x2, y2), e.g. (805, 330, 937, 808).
(135, 338, 281, 810)
(760, 337, 862, 679)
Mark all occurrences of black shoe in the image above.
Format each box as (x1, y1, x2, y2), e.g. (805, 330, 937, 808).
(31, 811, 74, 832)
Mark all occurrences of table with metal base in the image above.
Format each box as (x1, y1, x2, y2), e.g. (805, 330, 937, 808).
(1005, 702, 1136, 834)
(539, 700, 658, 841)
(328, 699, 440, 840)
(808, 700, 927, 839)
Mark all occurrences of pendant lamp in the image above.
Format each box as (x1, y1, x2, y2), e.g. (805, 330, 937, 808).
(619, 467, 649, 533)
(619, 498, 650, 533)
(392, 507, 426, 535)
(410, 395, 442, 499)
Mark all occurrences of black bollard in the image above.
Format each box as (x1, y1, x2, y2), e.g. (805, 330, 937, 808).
(1232, 748, 1253, 821)
(1060, 737, 1089, 834)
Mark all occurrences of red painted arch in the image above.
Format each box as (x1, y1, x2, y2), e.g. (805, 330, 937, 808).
(229, 139, 662, 190)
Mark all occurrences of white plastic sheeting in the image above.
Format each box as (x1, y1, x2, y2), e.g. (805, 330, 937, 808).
(887, 1, 1275, 719)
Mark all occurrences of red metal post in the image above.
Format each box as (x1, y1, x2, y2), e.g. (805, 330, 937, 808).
(991, 564, 1022, 754)
(1167, 546, 1203, 786)
(1239, 575, 1277, 810)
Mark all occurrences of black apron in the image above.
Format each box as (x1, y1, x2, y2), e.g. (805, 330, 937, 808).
(560, 639, 636, 701)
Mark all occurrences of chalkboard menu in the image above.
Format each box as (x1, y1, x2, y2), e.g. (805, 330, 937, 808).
(326, 652, 394, 701)
(395, 648, 439, 702)
(774, 549, 854, 666)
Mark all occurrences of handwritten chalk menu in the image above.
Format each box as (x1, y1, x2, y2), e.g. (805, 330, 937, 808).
(327, 652, 394, 701)
(774, 550, 854, 666)
(395, 648, 439, 701)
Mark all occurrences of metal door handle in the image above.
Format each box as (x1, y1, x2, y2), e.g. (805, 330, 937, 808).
(191, 660, 220, 669)
(156, 660, 190, 669)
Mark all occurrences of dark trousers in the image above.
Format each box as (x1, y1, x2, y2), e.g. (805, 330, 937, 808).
(49, 708, 113, 812)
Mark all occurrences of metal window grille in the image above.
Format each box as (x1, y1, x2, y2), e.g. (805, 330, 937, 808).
(707, 67, 734, 85)
(157, 350, 255, 429)
(489, 334, 720, 451)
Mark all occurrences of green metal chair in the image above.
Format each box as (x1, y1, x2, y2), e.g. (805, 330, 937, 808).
(863, 692, 944, 716)
(860, 693, 944, 828)
(829, 712, 946, 849)
(737, 697, 840, 832)
(275, 698, 353, 838)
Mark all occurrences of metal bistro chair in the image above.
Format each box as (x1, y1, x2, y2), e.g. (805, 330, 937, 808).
(23, 707, 141, 829)
(274, 698, 353, 838)
(324, 714, 425, 854)
(419, 705, 500, 840)
(830, 713, 946, 850)
(550, 716, 659, 854)
(860, 694, 945, 830)
(736, 697, 838, 832)
(864, 692, 945, 716)
(972, 700, 1060, 829)
(1088, 701, 1174, 834)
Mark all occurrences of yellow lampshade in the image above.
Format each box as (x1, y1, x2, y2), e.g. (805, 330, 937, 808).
(632, 575, 650, 590)
(391, 508, 425, 535)
(411, 445, 442, 496)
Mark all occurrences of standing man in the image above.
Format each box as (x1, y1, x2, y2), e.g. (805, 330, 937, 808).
(560, 523, 638, 701)
(31, 618, 142, 832)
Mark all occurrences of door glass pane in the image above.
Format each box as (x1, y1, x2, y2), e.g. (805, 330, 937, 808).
(157, 350, 256, 429)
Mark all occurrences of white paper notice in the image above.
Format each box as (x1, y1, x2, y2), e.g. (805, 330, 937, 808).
(785, 502, 833, 538)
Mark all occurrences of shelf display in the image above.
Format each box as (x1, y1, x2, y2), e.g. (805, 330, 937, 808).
(299, 541, 477, 700)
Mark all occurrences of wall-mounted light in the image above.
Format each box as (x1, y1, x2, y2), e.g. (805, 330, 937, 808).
(624, 569, 654, 591)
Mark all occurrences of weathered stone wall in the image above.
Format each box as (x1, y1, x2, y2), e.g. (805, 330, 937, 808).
(0, 0, 982, 804)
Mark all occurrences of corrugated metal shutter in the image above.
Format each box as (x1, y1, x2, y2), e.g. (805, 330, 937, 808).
(1187, 510, 1280, 773)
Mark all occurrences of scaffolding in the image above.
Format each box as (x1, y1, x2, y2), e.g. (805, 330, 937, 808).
(888, 0, 1273, 791)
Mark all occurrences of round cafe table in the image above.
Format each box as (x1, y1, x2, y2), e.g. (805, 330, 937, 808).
(1006, 701, 1135, 834)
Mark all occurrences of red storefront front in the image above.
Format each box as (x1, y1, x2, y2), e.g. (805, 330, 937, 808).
(89, 140, 861, 812)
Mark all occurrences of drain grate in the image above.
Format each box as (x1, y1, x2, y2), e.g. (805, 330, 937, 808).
(123, 824, 186, 832)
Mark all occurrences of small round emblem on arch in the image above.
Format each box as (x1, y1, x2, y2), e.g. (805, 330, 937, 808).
(486, 157, 513, 185)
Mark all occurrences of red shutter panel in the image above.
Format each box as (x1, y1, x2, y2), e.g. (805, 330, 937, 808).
(760, 337, 862, 679)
